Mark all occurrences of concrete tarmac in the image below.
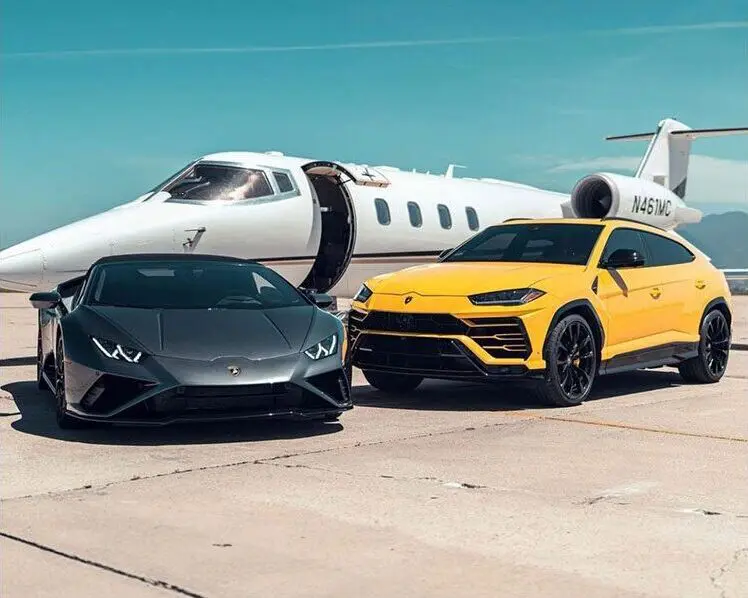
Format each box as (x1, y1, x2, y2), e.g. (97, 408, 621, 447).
(1, 293, 747, 598)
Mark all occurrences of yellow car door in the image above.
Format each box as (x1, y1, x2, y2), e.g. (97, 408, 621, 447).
(595, 227, 671, 355)
(638, 230, 701, 344)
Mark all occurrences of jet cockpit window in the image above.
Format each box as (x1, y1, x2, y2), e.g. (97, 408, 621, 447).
(162, 163, 274, 202)
(272, 171, 295, 194)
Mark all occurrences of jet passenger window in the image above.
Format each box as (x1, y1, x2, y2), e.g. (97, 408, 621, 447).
(407, 202, 422, 227)
(438, 204, 452, 229)
(375, 198, 391, 225)
(466, 207, 479, 231)
(163, 164, 274, 202)
(640, 231, 695, 266)
(272, 171, 295, 193)
(600, 228, 648, 266)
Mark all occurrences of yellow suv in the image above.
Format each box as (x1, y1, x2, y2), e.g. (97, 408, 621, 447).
(347, 218, 733, 406)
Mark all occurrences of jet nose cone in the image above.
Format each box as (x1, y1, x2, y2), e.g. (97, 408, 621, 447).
(0, 248, 44, 291)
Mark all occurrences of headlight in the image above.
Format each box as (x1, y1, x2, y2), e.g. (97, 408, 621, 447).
(353, 283, 373, 303)
(91, 337, 145, 363)
(304, 334, 338, 360)
(468, 288, 545, 306)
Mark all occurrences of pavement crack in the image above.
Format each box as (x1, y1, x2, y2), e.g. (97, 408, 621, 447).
(0, 531, 207, 598)
(710, 547, 748, 598)
(539, 415, 747, 443)
(3, 419, 526, 502)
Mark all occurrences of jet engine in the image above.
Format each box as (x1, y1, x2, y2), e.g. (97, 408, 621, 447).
(569, 172, 701, 230)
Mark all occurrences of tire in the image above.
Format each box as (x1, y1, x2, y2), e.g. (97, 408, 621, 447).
(54, 337, 88, 429)
(362, 370, 423, 393)
(322, 413, 342, 422)
(678, 309, 730, 383)
(36, 327, 47, 391)
(536, 314, 598, 407)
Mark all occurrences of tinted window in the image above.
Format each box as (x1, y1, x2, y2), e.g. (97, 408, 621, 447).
(85, 260, 307, 310)
(438, 204, 452, 229)
(600, 228, 648, 266)
(272, 171, 295, 193)
(407, 202, 422, 227)
(641, 231, 695, 266)
(466, 207, 479, 231)
(445, 223, 604, 265)
(375, 198, 391, 225)
(163, 164, 273, 201)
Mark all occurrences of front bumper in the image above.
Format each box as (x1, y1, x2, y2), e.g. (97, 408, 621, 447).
(347, 305, 552, 381)
(62, 351, 352, 425)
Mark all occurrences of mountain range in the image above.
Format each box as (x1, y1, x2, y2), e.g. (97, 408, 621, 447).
(679, 210, 748, 269)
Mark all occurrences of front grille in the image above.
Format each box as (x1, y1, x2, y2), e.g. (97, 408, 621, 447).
(146, 383, 305, 414)
(464, 317, 531, 359)
(348, 310, 532, 360)
(352, 335, 482, 378)
(350, 309, 467, 336)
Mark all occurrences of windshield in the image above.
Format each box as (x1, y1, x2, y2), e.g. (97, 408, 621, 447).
(444, 223, 604, 265)
(85, 260, 308, 310)
(160, 163, 274, 202)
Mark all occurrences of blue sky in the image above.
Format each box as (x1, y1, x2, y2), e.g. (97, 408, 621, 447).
(1, 0, 747, 248)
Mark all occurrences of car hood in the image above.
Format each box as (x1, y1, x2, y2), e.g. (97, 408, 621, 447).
(86, 305, 317, 360)
(369, 262, 581, 296)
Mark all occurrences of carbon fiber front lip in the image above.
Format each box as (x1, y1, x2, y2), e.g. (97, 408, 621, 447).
(62, 405, 351, 426)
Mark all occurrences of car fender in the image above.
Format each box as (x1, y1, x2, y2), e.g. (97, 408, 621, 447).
(541, 298, 606, 360)
(698, 296, 732, 332)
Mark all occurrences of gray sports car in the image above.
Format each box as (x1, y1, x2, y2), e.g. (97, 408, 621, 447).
(31, 254, 351, 428)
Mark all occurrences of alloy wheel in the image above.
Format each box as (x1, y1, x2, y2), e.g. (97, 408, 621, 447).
(704, 313, 730, 377)
(555, 320, 596, 401)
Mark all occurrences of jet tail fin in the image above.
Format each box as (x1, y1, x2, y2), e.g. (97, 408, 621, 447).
(605, 118, 748, 199)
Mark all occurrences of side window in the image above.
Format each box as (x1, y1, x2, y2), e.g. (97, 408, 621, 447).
(641, 231, 695, 266)
(272, 171, 295, 193)
(466, 207, 479, 231)
(600, 228, 647, 266)
(407, 201, 422, 227)
(437, 204, 452, 229)
(375, 198, 391, 225)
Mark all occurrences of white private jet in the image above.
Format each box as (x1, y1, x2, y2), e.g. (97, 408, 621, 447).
(0, 117, 745, 297)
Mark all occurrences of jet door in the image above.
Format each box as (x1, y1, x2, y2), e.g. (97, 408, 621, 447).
(300, 162, 390, 293)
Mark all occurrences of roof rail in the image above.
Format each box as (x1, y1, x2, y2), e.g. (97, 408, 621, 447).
(502, 217, 531, 223)
(600, 216, 666, 231)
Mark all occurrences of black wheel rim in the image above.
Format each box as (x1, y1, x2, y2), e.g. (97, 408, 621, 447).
(705, 314, 730, 376)
(556, 321, 595, 400)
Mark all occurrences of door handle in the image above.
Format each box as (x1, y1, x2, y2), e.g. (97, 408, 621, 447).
(183, 227, 206, 249)
(695, 280, 706, 290)
(650, 287, 661, 299)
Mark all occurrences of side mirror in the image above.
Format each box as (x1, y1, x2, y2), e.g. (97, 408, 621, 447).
(310, 293, 334, 309)
(437, 248, 453, 260)
(29, 291, 61, 310)
(603, 248, 645, 269)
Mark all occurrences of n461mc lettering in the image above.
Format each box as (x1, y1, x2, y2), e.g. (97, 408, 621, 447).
(632, 195, 672, 217)
(570, 172, 693, 229)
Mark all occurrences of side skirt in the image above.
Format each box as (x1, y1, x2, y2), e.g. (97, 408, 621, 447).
(599, 342, 698, 376)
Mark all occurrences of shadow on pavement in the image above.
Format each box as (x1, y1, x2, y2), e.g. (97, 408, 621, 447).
(0, 356, 36, 367)
(352, 368, 685, 411)
(4, 380, 343, 446)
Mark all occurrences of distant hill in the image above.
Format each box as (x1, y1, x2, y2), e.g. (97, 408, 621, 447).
(679, 211, 748, 269)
